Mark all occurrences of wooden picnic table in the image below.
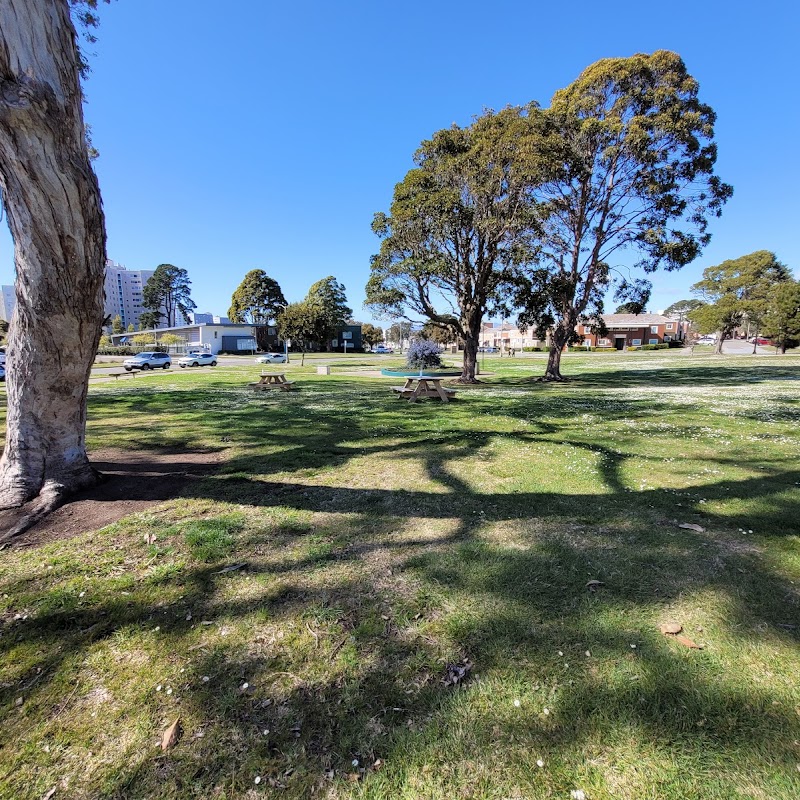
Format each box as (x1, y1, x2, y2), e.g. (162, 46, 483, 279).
(248, 372, 296, 391)
(391, 375, 456, 403)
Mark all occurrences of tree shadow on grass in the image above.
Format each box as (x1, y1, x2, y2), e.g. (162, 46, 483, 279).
(2, 373, 798, 795)
(1, 504, 798, 798)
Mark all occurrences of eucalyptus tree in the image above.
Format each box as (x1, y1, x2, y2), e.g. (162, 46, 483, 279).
(690, 251, 792, 353)
(0, 0, 110, 526)
(515, 51, 732, 380)
(360, 323, 384, 348)
(228, 269, 287, 324)
(366, 106, 555, 382)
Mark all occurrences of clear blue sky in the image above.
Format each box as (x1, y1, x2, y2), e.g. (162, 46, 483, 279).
(1, 0, 797, 320)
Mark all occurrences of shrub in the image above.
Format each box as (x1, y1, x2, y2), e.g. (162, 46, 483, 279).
(406, 338, 443, 370)
(640, 343, 670, 350)
(96, 347, 135, 356)
(522, 346, 543, 352)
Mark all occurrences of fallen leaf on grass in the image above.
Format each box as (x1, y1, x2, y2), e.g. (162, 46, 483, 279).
(442, 659, 473, 687)
(659, 622, 683, 635)
(674, 635, 703, 649)
(678, 522, 705, 532)
(585, 580, 604, 592)
(212, 563, 247, 574)
(161, 717, 181, 750)
(42, 788, 57, 800)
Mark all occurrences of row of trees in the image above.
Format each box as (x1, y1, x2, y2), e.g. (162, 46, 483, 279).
(666, 251, 800, 353)
(226, 271, 359, 356)
(366, 51, 732, 382)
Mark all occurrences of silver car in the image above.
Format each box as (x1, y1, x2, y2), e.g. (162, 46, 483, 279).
(256, 353, 287, 364)
(178, 352, 217, 368)
(123, 351, 172, 371)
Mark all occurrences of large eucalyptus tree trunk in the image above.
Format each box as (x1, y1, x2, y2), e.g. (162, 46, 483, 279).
(458, 310, 482, 383)
(0, 0, 106, 528)
(542, 324, 571, 381)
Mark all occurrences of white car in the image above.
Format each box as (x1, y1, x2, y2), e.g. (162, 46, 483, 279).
(178, 352, 217, 368)
(256, 352, 287, 364)
(372, 345, 393, 354)
(696, 336, 716, 345)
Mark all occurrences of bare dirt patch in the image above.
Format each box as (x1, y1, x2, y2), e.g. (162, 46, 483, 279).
(0, 448, 222, 548)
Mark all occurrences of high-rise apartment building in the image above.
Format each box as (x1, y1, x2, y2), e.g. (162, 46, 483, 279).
(0, 285, 15, 322)
(103, 260, 154, 330)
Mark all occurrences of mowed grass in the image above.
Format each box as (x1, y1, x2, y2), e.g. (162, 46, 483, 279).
(1, 351, 799, 799)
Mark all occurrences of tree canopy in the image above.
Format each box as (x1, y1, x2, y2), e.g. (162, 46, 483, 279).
(614, 302, 647, 314)
(228, 269, 286, 324)
(690, 251, 792, 352)
(762, 280, 800, 353)
(305, 277, 352, 350)
(515, 51, 732, 379)
(366, 106, 557, 382)
(276, 301, 318, 362)
(360, 323, 384, 348)
(142, 263, 196, 328)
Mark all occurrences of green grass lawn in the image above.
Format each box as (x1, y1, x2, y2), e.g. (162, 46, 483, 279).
(1, 351, 799, 799)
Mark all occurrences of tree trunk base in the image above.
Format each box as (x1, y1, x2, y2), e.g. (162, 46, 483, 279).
(0, 466, 104, 542)
(456, 377, 482, 385)
(538, 373, 568, 382)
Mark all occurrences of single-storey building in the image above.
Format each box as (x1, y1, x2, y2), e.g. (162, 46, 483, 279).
(577, 314, 684, 349)
(110, 322, 259, 354)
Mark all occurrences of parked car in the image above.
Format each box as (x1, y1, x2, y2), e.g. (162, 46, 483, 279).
(178, 352, 217, 368)
(478, 346, 498, 353)
(372, 345, 393, 354)
(695, 336, 717, 345)
(123, 351, 172, 371)
(748, 337, 773, 346)
(0, 364, 5, 382)
(0, 347, 5, 367)
(256, 352, 287, 364)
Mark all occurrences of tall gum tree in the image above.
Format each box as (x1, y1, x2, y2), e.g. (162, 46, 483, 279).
(0, 0, 108, 530)
(366, 106, 556, 382)
(689, 250, 792, 354)
(516, 51, 732, 380)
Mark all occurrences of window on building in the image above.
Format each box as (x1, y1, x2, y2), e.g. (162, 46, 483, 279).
(632, 338, 641, 346)
(649, 338, 658, 344)
(599, 338, 610, 346)
(583, 325, 591, 334)
(342, 331, 352, 340)
(583, 339, 591, 347)
(651, 325, 659, 333)
(666, 323, 674, 330)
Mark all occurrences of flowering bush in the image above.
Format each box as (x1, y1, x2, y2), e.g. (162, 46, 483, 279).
(406, 338, 443, 370)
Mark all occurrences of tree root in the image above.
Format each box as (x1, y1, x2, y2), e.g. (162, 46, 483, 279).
(0, 468, 104, 544)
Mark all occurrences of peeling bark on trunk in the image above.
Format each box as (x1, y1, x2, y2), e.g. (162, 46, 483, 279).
(0, 0, 106, 525)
